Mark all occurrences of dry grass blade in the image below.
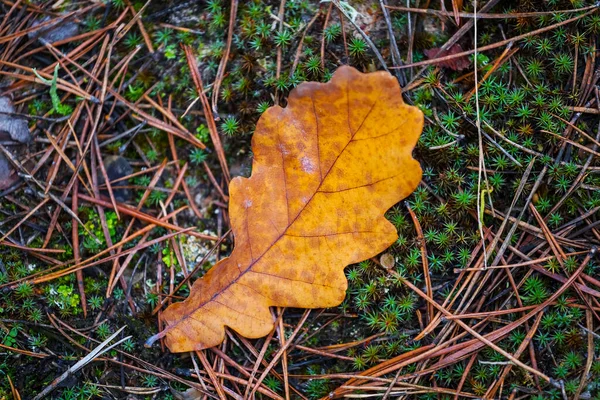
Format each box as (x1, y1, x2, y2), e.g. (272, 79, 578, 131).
(33, 326, 131, 400)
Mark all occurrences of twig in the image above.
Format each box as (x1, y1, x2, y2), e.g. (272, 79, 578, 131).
(33, 326, 131, 400)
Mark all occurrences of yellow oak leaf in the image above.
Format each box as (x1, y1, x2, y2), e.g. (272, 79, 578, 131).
(150, 66, 423, 352)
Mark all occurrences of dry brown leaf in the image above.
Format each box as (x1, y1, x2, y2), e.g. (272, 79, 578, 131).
(150, 66, 423, 352)
(423, 44, 471, 71)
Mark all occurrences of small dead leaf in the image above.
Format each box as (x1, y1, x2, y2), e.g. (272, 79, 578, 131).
(151, 66, 423, 352)
(0, 152, 18, 192)
(423, 44, 470, 71)
(28, 16, 79, 43)
(0, 97, 30, 143)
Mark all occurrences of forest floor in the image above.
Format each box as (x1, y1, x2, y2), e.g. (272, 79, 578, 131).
(1, 0, 600, 399)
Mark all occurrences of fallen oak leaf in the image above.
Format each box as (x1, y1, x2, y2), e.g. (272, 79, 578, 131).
(423, 44, 471, 71)
(147, 66, 424, 352)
